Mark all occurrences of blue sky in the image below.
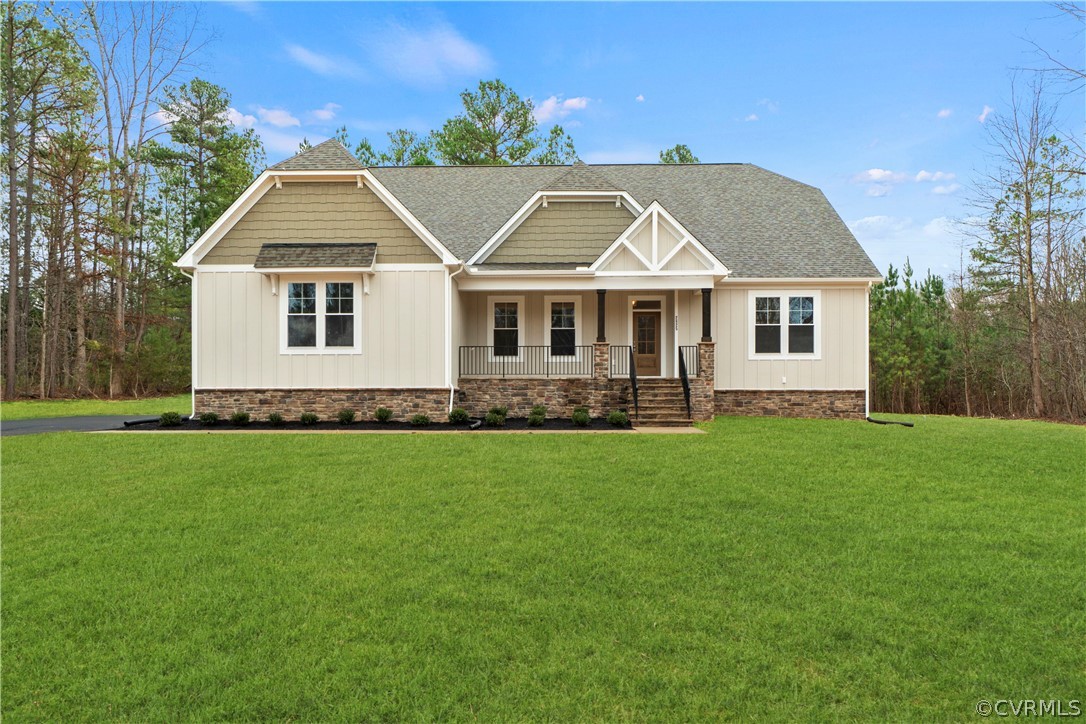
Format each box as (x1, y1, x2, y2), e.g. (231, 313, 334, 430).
(192, 1, 1084, 278)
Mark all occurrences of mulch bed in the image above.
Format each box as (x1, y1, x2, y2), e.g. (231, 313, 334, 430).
(125, 417, 632, 432)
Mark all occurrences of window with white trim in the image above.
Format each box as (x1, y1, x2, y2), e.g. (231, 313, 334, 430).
(749, 291, 820, 358)
(544, 296, 582, 357)
(492, 301, 520, 357)
(283, 280, 361, 354)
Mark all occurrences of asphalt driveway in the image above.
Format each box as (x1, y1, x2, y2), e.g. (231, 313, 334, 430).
(1, 416, 140, 437)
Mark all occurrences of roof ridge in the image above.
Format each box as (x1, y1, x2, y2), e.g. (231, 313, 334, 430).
(270, 138, 364, 171)
(540, 163, 622, 192)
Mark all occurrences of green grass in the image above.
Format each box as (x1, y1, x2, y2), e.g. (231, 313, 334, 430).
(0, 393, 189, 421)
(2, 416, 1083, 720)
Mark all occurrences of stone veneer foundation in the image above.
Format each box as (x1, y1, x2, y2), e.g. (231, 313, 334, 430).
(195, 388, 450, 421)
(714, 390, 866, 420)
(455, 377, 631, 418)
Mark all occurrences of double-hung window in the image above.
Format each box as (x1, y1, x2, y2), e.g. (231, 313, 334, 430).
(546, 296, 580, 357)
(749, 291, 820, 358)
(283, 280, 361, 354)
(489, 297, 523, 358)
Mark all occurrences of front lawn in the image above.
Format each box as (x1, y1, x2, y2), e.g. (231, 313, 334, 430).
(2, 416, 1082, 719)
(0, 393, 190, 421)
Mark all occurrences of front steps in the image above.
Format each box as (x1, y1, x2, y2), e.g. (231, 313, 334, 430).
(631, 379, 694, 427)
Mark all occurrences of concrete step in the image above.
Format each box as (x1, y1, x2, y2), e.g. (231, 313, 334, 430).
(632, 417, 694, 427)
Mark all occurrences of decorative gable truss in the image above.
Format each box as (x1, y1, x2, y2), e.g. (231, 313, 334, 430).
(590, 201, 730, 277)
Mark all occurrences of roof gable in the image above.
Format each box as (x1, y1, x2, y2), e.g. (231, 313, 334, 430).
(270, 139, 364, 171)
(592, 201, 729, 275)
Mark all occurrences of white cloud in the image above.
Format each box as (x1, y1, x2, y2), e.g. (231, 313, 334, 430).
(635, 94, 645, 102)
(150, 108, 178, 128)
(256, 106, 300, 128)
(932, 183, 962, 195)
(978, 105, 994, 123)
(915, 170, 956, 182)
(744, 113, 759, 122)
(228, 1, 261, 17)
(847, 215, 966, 276)
(226, 107, 257, 128)
(852, 168, 907, 184)
(937, 108, 953, 119)
(367, 21, 491, 87)
(285, 44, 366, 79)
(306, 102, 341, 123)
(534, 95, 590, 123)
(866, 184, 892, 197)
(757, 98, 780, 113)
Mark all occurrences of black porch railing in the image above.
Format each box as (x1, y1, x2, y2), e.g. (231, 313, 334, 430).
(678, 346, 693, 419)
(459, 346, 593, 377)
(679, 345, 699, 377)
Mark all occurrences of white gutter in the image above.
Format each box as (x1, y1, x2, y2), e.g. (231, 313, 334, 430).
(445, 262, 466, 411)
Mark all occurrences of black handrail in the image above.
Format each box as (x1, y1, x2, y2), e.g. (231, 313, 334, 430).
(679, 345, 699, 377)
(459, 346, 593, 377)
(678, 347, 692, 419)
(628, 346, 639, 418)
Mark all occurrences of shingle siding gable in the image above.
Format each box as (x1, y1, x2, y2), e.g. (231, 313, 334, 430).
(201, 182, 438, 264)
(486, 201, 635, 264)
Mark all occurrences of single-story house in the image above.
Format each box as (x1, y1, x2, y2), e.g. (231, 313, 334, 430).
(175, 139, 881, 425)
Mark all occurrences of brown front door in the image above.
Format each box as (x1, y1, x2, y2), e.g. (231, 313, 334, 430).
(633, 311, 661, 376)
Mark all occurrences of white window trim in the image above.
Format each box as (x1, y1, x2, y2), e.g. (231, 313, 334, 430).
(487, 295, 525, 362)
(543, 294, 583, 362)
(747, 290, 822, 361)
(280, 276, 363, 355)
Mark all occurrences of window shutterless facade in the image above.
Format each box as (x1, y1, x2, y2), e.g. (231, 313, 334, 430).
(544, 295, 582, 358)
(281, 279, 362, 354)
(748, 290, 821, 359)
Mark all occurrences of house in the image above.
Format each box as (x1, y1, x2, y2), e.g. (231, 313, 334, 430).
(175, 139, 881, 424)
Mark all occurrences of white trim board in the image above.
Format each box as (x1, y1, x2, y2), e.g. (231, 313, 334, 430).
(590, 201, 730, 276)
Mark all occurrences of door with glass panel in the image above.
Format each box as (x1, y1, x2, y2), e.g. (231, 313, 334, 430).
(633, 310, 661, 376)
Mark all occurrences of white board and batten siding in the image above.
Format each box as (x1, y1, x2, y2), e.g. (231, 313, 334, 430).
(714, 285, 868, 390)
(197, 269, 446, 389)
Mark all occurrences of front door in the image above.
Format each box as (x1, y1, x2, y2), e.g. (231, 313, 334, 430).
(633, 311, 661, 376)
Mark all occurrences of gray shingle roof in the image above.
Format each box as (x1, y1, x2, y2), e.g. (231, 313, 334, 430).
(254, 243, 376, 268)
(541, 161, 621, 192)
(270, 139, 364, 171)
(370, 164, 880, 278)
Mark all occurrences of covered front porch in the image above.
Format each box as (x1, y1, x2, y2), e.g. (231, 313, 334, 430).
(453, 285, 717, 422)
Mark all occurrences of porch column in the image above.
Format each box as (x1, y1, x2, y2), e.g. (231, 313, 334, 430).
(701, 288, 713, 341)
(596, 289, 607, 342)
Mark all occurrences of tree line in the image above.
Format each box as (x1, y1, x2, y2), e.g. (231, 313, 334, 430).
(1, 2, 699, 401)
(870, 77, 1085, 421)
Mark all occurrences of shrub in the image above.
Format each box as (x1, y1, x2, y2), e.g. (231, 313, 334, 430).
(607, 410, 629, 427)
(571, 409, 591, 427)
(267, 412, 285, 427)
(159, 411, 182, 428)
(374, 407, 393, 423)
(530, 404, 547, 417)
(199, 411, 219, 427)
(448, 407, 470, 424)
(485, 411, 506, 427)
(488, 405, 509, 419)
(410, 413, 431, 427)
(337, 408, 357, 425)
(230, 411, 251, 426)
(528, 412, 545, 427)
(573, 405, 589, 415)
(300, 412, 319, 425)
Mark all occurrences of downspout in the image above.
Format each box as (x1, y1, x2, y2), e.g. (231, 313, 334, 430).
(445, 262, 465, 412)
(178, 267, 196, 418)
